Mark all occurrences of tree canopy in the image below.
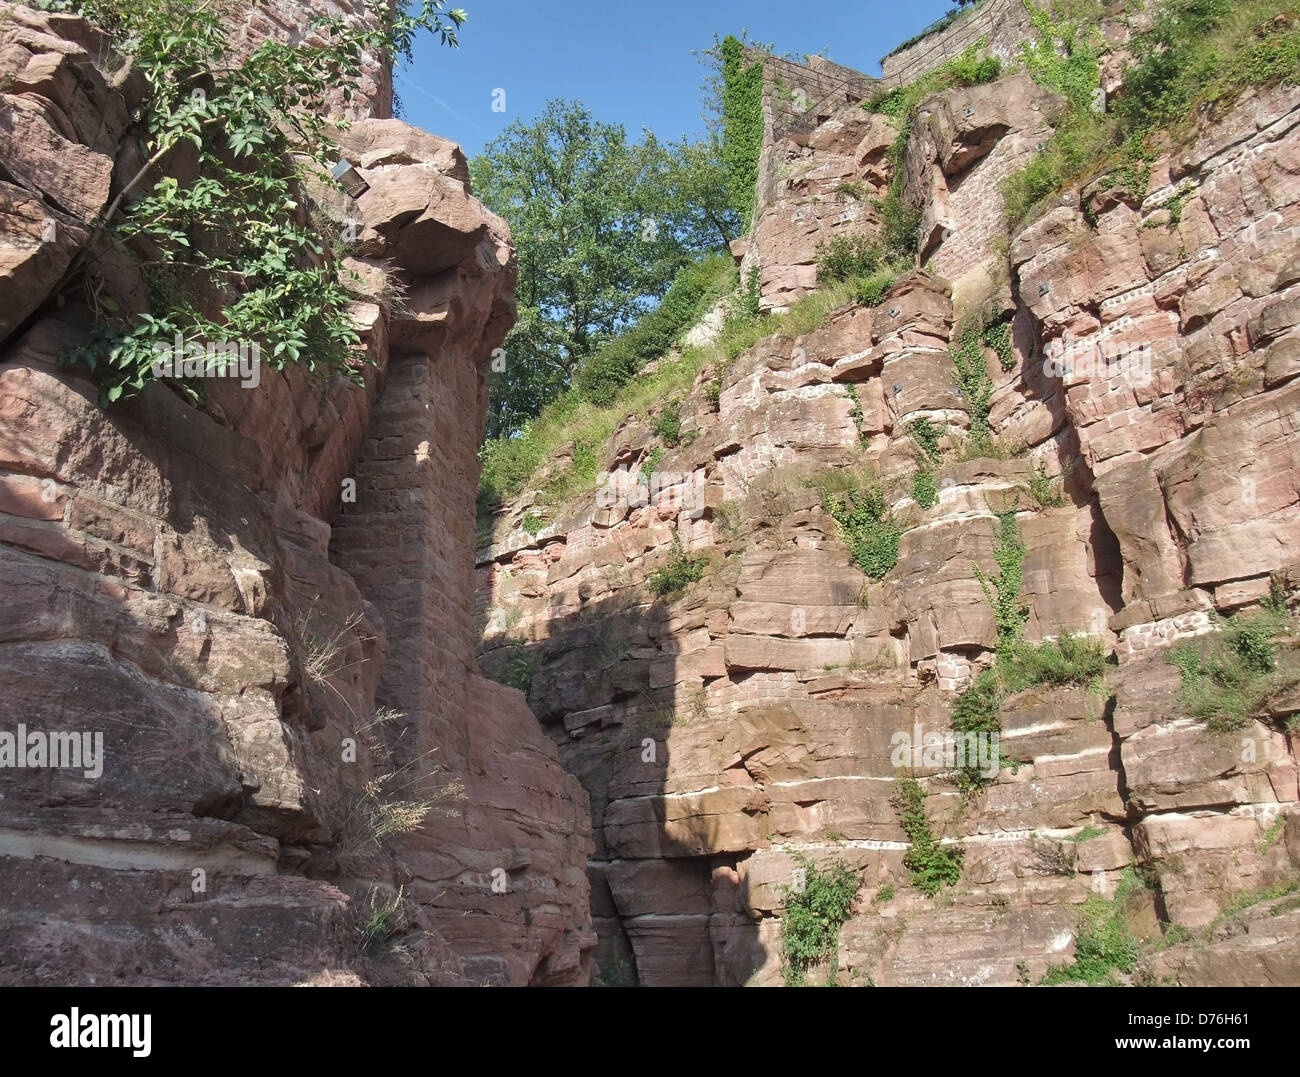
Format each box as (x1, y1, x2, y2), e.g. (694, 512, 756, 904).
(470, 100, 737, 440)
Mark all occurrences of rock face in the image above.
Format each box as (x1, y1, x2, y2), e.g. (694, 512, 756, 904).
(0, 4, 592, 985)
(479, 49, 1300, 984)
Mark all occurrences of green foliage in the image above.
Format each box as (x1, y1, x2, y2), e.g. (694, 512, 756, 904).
(836, 182, 866, 201)
(950, 321, 994, 446)
(478, 276, 864, 532)
(853, 269, 897, 308)
(863, 43, 1002, 265)
(720, 35, 765, 229)
(974, 510, 1028, 655)
(816, 234, 882, 283)
(843, 384, 864, 435)
(521, 512, 544, 537)
(573, 255, 737, 409)
(953, 505, 1107, 790)
(641, 446, 664, 481)
(723, 263, 763, 335)
(1004, 0, 1300, 228)
(873, 882, 895, 904)
(1166, 605, 1296, 731)
(893, 779, 964, 897)
(1070, 824, 1106, 843)
(779, 853, 862, 986)
(473, 102, 737, 436)
(647, 535, 707, 598)
(1020, 0, 1103, 111)
(56, 0, 466, 406)
(1028, 465, 1067, 508)
(908, 417, 943, 462)
(493, 641, 539, 695)
(982, 318, 1015, 371)
(651, 401, 683, 446)
(912, 469, 939, 509)
(1041, 870, 1145, 985)
(822, 484, 901, 579)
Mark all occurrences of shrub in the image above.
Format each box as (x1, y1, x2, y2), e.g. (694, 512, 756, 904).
(1028, 466, 1066, 508)
(908, 417, 943, 462)
(816, 234, 882, 283)
(822, 484, 901, 579)
(893, 778, 964, 897)
(1166, 606, 1296, 731)
(779, 853, 862, 986)
(575, 254, 736, 407)
(853, 269, 897, 308)
(1040, 870, 1146, 985)
(651, 401, 683, 446)
(647, 535, 707, 598)
(521, 512, 544, 536)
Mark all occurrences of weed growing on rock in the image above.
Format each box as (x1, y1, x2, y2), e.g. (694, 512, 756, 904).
(1040, 869, 1145, 985)
(647, 534, 707, 598)
(892, 778, 964, 897)
(816, 234, 882, 283)
(1166, 604, 1297, 731)
(1028, 466, 1067, 508)
(821, 483, 901, 580)
(779, 853, 861, 986)
(912, 469, 939, 509)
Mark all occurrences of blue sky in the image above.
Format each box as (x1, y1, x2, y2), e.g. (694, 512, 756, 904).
(397, 0, 960, 160)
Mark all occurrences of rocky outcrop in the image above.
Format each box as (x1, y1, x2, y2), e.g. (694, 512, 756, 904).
(478, 57, 1300, 984)
(0, 4, 592, 986)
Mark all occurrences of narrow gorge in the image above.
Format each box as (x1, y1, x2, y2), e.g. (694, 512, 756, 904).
(0, 0, 1297, 991)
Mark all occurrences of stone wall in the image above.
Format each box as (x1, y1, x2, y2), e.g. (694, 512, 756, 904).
(880, 0, 1034, 89)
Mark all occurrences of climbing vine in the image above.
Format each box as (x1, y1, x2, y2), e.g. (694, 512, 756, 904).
(48, 0, 466, 405)
(721, 35, 765, 230)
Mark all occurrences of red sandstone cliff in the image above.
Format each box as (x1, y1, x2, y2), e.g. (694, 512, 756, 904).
(0, 2, 593, 986)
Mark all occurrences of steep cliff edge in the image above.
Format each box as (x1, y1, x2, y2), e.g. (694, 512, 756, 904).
(478, 26, 1300, 985)
(0, 3, 593, 986)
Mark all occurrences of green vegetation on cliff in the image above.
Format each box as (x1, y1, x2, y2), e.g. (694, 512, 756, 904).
(893, 778, 964, 897)
(779, 853, 862, 986)
(1166, 589, 1299, 732)
(1004, 0, 1300, 228)
(48, 0, 466, 405)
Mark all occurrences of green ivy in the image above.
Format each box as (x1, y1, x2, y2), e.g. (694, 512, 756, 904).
(823, 484, 901, 579)
(912, 469, 938, 509)
(892, 778, 963, 897)
(721, 36, 765, 230)
(950, 322, 994, 446)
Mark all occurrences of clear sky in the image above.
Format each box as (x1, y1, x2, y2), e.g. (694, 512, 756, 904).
(396, 0, 960, 160)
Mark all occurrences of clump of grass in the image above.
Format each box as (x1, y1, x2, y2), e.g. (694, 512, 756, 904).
(1166, 604, 1296, 731)
(1028, 466, 1066, 508)
(1040, 868, 1146, 985)
(521, 512, 544, 536)
(816, 233, 881, 283)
